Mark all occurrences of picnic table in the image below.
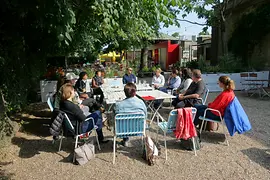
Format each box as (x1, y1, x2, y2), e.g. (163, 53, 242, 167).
(244, 79, 270, 98)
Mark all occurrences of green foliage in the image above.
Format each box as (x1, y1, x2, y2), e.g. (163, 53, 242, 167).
(186, 60, 199, 69)
(198, 56, 207, 71)
(228, 4, 270, 68)
(171, 32, 180, 38)
(142, 67, 149, 72)
(203, 65, 221, 73)
(0, 0, 182, 138)
(84, 67, 95, 79)
(199, 30, 210, 36)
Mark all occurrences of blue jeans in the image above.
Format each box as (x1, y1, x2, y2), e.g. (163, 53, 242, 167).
(194, 105, 220, 126)
(81, 110, 104, 140)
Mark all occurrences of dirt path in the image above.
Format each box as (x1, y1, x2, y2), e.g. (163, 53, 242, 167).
(1, 92, 270, 180)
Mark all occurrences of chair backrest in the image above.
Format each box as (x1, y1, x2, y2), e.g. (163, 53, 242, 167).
(202, 88, 209, 105)
(115, 112, 145, 138)
(47, 97, 54, 112)
(63, 113, 76, 135)
(166, 107, 197, 130)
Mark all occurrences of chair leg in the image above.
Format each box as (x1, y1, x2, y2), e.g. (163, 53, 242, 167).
(221, 121, 229, 146)
(95, 130, 101, 150)
(113, 136, 116, 164)
(199, 120, 205, 134)
(164, 132, 167, 161)
(141, 135, 144, 150)
(155, 127, 159, 145)
(192, 137, 197, 156)
(73, 136, 79, 163)
(58, 131, 64, 152)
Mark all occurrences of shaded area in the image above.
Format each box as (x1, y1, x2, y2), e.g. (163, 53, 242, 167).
(19, 121, 51, 137)
(241, 148, 270, 170)
(11, 137, 61, 159)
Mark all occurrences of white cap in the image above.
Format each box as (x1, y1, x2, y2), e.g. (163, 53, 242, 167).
(66, 72, 78, 80)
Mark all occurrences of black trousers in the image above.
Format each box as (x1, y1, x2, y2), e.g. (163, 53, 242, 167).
(92, 87, 104, 103)
(81, 98, 102, 112)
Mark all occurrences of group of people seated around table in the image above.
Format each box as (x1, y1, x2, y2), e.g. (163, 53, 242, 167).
(52, 66, 236, 147)
(53, 67, 146, 146)
(151, 68, 236, 129)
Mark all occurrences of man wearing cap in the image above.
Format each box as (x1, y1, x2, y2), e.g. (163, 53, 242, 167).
(54, 73, 103, 114)
(122, 67, 137, 84)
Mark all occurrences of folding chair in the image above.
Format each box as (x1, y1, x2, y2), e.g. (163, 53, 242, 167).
(157, 107, 197, 160)
(248, 73, 261, 97)
(169, 87, 178, 107)
(198, 88, 209, 105)
(113, 112, 146, 164)
(59, 113, 101, 163)
(240, 73, 249, 94)
(199, 108, 229, 146)
(47, 97, 54, 112)
(48, 98, 101, 162)
(262, 87, 270, 98)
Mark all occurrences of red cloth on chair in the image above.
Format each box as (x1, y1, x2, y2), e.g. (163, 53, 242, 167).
(174, 108, 197, 140)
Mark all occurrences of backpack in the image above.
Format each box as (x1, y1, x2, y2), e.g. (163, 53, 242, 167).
(179, 128, 201, 151)
(179, 136, 201, 151)
(142, 136, 158, 166)
(200, 121, 219, 131)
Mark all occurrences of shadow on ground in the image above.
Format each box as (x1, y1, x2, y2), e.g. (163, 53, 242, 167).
(241, 148, 270, 170)
(11, 136, 71, 159)
(19, 121, 51, 137)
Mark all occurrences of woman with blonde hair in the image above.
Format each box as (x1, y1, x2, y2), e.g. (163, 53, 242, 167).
(151, 68, 165, 89)
(60, 84, 109, 143)
(193, 76, 235, 126)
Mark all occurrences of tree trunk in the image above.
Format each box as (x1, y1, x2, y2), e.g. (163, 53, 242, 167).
(220, 20, 228, 56)
(0, 90, 15, 143)
(140, 46, 148, 70)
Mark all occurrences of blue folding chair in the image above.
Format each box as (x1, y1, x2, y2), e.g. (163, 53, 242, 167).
(61, 113, 101, 163)
(48, 98, 101, 162)
(199, 108, 229, 146)
(198, 88, 209, 105)
(113, 112, 146, 164)
(157, 107, 197, 160)
(47, 97, 54, 112)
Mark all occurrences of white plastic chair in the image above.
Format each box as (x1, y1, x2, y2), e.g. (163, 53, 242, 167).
(157, 107, 197, 160)
(113, 112, 146, 164)
(199, 108, 229, 146)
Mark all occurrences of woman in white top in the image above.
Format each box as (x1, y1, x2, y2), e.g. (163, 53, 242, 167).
(151, 68, 165, 89)
(176, 68, 193, 94)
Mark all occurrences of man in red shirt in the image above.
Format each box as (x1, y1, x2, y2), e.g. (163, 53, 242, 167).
(193, 76, 235, 126)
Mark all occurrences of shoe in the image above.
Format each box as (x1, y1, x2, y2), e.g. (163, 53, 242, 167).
(122, 139, 130, 147)
(102, 113, 107, 122)
(99, 106, 105, 113)
(99, 139, 110, 144)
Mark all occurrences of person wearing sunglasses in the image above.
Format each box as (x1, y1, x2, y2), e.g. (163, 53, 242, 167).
(123, 67, 137, 84)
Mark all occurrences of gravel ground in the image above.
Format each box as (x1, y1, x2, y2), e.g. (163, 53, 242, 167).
(1, 92, 270, 180)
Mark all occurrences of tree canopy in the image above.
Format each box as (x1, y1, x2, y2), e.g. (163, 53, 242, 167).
(0, 0, 183, 112)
